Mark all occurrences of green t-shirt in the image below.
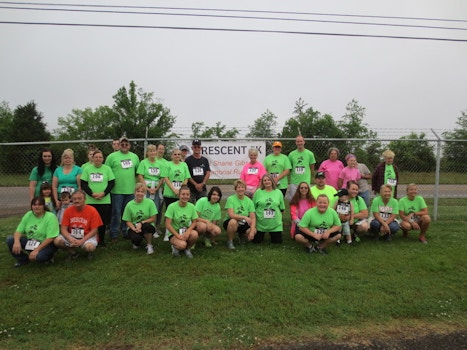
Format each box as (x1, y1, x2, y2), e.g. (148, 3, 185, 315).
(224, 194, 255, 221)
(165, 201, 198, 235)
(29, 166, 54, 197)
(163, 161, 191, 198)
(137, 158, 167, 188)
(398, 196, 427, 215)
(298, 207, 341, 233)
(81, 164, 115, 205)
(195, 197, 221, 222)
(288, 149, 316, 185)
(122, 198, 158, 226)
(105, 151, 140, 194)
(81, 162, 93, 171)
(384, 164, 397, 197)
(350, 196, 368, 223)
(310, 185, 338, 207)
(370, 196, 399, 221)
(16, 211, 60, 242)
(253, 189, 285, 232)
(263, 154, 292, 190)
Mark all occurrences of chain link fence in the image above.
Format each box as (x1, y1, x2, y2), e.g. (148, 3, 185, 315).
(0, 136, 466, 221)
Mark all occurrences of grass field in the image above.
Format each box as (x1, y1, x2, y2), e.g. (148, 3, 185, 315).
(0, 206, 466, 349)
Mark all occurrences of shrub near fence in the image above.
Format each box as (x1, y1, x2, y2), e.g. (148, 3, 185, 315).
(0, 137, 466, 220)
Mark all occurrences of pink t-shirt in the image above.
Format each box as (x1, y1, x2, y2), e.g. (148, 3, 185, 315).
(318, 159, 344, 190)
(338, 167, 361, 189)
(240, 162, 267, 193)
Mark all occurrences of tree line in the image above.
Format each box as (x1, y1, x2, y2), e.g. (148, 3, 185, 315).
(1, 81, 466, 174)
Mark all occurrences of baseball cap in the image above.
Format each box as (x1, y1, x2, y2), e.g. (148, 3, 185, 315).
(335, 188, 349, 197)
(180, 145, 189, 151)
(119, 136, 129, 143)
(192, 139, 202, 146)
(315, 171, 326, 178)
(272, 141, 282, 148)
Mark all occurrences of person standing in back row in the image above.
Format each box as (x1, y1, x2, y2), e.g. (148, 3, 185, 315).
(263, 141, 292, 197)
(287, 135, 316, 200)
(185, 139, 211, 203)
(105, 136, 140, 241)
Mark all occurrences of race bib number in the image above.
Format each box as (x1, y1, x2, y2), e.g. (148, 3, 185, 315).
(387, 178, 397, 186)
(380, 212, 391, 221)
(148, 167, 160, 176)
(179, 227, 187, 235)
(247, 167, 258, 175)
(295, 166, 305, 175)
(25, 239, 40, 251)
(264, 209, 275, 219)
(315, 228, 326, 235)
(120, 159, 133, 169)
(71, 227, 85, 239)
(193, 167, 204, 176)
(61, 186, 74, 194)
(336, 204, 350, 215)
(270, 172, 279, 178)
(90, 173, 103, 183)
(172, 181, 182, 190)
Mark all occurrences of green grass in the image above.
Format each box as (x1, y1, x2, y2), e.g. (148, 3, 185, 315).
(0, 204, 466, 349)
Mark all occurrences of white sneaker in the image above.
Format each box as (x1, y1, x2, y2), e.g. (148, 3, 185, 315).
(132, 244, 139, 250)
(185, 249, 193, 258)
(164, 233, 169, 242)
(153, 232, 160, 238)
(171, 245, 180, 257)
(146, 244, 154, 255)
(226, 240, 236, 250)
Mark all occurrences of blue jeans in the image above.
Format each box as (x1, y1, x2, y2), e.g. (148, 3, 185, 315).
(370, 219, 400, 236)
(6, 235, 57, 264)
(110, 193, 134, 239)
(358, 190, 371, 208)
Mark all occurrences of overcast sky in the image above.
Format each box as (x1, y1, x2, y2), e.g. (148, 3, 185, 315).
(1, 0, 466, 137)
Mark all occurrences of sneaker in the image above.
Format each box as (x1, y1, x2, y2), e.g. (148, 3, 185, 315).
(164, 233, 169, 242)
(132, 244, 139, 250)
(171, 245, 180, 257)
(316, 247, 328, 255)
(347, 241, 354, 246)
(14, 260, 29, 268)
(418, 237, 428, 244)
(226, 240, 236, 250)
(335, 239, 341, 247)
(204, 238, 212, 248)
(87, 253, 94, 260)
(306, 245, 315, 254)
(153, 232, 160, 238)
(146, 244, 154, 254)
(354, 234, 361, 243)
(185, 249, 193, 258)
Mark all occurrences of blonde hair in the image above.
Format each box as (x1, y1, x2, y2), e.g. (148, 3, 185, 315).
(248, 148, 259, 156)
(60, 148, 75, 166)
(146, 144, 157, 157)
(382, 149, 395, 159)
(135, 182, 147, 192)
(380, 184, 392, 193)
(233, 179, 246, 190)
(259, 174, 277, 190)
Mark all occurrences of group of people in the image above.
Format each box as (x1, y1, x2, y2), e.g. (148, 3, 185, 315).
(6, 135, 431, 267)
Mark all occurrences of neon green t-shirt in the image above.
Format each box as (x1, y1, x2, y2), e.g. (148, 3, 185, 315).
(288, 149, 316, 185)
(384, 164, 397, 197)
(298, 207, 341, 233)
(165, 201, 198, 236)
(350, 196, 368, 223)
(371, 196, 399, 221)
(310, 185, 338, 207)
(122, 198, 158, 226)
(137, 158, 167, 188)
(253, 188, 285, 232)
(81, 164, 115, 205)
(163, 161, 191, 198)
(263, 154, 292, 190)
(105, 151, 140, 194)
(16, 211, 60, 242)
(195, 197, 221, 222)
(224, 194, 255, 221)
(398, 196, 427, 215)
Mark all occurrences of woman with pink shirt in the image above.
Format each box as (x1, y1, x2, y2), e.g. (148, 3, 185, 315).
(240, 148, 267, 198)
(318, 147, 344, 190)
(289, 182, 316, 239)
(338, 154, 361, 190)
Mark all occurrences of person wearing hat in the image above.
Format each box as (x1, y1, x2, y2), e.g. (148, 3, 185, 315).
(179, 145, 190, 162)
(310, 171, 338, 207)
(287, 135, 316, 200)
(105, 136, 140, 241)
(263, 141, 292, 197)
(333, 188, 355, 245)
(185, 139, 211, 203)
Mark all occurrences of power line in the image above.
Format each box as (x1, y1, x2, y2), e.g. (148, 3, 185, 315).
(1, 20, 467, 42)
(1, 4, 467, 32)
(1, 1, 466, 24)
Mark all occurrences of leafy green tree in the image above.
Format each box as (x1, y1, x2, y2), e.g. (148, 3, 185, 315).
(280, 98, 343, 163)
(387, 132, 436, 172)
(245, 110, 278, 138)
(338, 99, 380, 165)
(442, 110, 467, 172)
(0, 101, 13, 142)
(191, 121, 239, 139)
(55, 81, 176, 143)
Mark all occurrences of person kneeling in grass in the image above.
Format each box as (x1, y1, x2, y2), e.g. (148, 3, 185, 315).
(123, 182, 157, 254)
(398, 183, 431, 244)
(195, 186, 223, 247)
(295, 194, 342, 255)
(165, 185, 199, 258)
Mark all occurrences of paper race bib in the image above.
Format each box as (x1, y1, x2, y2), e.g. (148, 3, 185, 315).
(315, 228, 326, 235)
(71, 227, 85, 239)
(179, 227, 187, 235)
(90, 173, 103, 183)
(387, 178, 397, 186)
(193, 167, 204, 176)
(120, 159, 133, 169)
(336, 204, 350, 215)
(25, 239, 40, 251)
(247, 167, 258, 175)
(61, 186, 74, 194)
(172, 181, 182, 190)
(263, 209, 275, 219)
(295, 166, 305, 175)
(148, 167, 160, 176)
